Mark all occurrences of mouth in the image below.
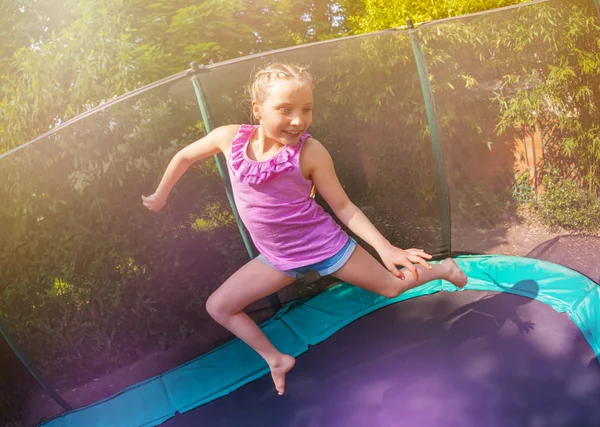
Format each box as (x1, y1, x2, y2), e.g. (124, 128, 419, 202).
(283, 130, 302, 137)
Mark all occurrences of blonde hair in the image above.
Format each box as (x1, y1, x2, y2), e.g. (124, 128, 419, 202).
(248, 61, 314, 105)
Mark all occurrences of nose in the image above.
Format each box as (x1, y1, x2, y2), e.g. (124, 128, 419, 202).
(290, 114, 303, 127)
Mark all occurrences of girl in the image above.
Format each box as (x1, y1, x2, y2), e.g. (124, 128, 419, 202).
(142, 62, 468, 396)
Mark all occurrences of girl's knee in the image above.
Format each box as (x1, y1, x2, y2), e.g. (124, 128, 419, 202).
(381, 276, 404, 299)
(206, 293, 227, 321)
(382, 286, 402, 299)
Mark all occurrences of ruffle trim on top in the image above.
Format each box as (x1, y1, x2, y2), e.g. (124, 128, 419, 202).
(229, 125, 310, 185)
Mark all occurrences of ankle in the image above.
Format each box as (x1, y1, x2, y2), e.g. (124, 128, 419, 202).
(266, 353, 286, 368)
(440, 258, 454, 280)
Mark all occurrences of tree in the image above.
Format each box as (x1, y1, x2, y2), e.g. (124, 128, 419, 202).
(0, 0, 359, 154)
(350, 0, 531, 32)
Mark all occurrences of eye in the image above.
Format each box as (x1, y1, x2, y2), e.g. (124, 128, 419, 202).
(304, 108, 312, 112)
(279, 108, 291, 113)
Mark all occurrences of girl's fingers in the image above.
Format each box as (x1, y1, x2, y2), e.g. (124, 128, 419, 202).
(401, 262, 418, 281)
(408, 255, 432, 270)
(385, 262, 405, 280)
(406, 248, 432, 259)
(389, 264, 403, 278)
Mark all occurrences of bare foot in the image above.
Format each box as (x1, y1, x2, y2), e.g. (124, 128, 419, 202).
(443, 258, 468, 289)
(269, 354, 296, 395)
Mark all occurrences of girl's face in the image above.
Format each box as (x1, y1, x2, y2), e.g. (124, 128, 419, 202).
(253, 79, 313, 146)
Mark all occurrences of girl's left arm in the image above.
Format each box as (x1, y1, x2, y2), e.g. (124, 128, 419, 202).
(306, 139, 432, 280)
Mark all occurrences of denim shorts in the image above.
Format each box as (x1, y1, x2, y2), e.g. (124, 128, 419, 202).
(257, 237, 357, 278)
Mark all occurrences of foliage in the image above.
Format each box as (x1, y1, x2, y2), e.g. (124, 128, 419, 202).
(536, 169, 600, 231)
(0, 80, 250, 387)
(369, 0, 600, 225)
(350, 0, 531, 31)
(493, 1, 600, 191)
(0, 0, 359, 153)
(1, 0, 155, 151)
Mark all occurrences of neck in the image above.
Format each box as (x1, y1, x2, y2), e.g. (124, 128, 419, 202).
(254, 126, 282, 155)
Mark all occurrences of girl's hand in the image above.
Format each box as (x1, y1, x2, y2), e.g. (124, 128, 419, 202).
(142, 193, 166, 212)
(378, 246, 433, 280)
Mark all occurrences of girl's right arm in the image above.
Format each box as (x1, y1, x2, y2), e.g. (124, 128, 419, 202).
(142, 125, 239, 212)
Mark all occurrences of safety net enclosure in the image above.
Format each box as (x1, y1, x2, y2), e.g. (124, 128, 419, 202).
(0, 0, 599, 426)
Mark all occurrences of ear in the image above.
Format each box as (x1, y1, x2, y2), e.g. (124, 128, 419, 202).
(252, 101, 261, 121)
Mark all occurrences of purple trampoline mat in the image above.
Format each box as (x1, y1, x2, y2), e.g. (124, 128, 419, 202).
(163, 290, 600, 427)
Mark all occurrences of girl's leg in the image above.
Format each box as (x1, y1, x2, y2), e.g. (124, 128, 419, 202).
(205, 258, 296, 395)
(332, 245, 467, 298)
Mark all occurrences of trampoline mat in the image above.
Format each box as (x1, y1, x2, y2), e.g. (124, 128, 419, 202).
(527, 235, 600, 284)
(163, 289, 600, 427)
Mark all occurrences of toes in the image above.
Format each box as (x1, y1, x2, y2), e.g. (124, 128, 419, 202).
(273, 375, 285, 395)
(276, 379, 285, 394)
(270, 355, 295, 395)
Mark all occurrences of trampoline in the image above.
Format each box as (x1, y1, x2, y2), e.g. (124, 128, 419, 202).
(37, 256, 600, 427)
(1, 0, 600, 426)
(164, 291, 600, 427)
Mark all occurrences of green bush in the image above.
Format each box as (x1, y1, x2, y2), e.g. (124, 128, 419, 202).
(0, 82, 251, 390)
(536, 170, 600, 232)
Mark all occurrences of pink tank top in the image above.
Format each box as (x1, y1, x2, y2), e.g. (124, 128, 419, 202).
(227, 125, 348, 270)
